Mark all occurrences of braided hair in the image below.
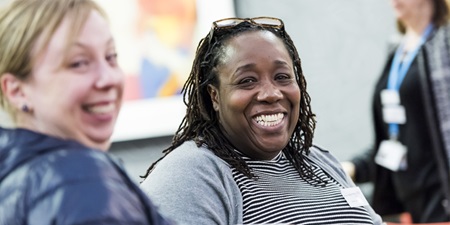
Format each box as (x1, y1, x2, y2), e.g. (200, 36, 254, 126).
(142, 19, 325, 185)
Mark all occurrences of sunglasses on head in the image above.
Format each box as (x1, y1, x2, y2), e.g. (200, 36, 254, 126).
(208, 17, 284, 44)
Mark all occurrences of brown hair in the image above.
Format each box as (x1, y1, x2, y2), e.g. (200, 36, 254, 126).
(397, 0, 450, 33)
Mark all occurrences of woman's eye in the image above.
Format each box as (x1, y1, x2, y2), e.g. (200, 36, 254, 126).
(69, 60, 89, 69)
(106, 53, 118, 66)
(239, 77, 256, 84)
(276, 73, 291, 80)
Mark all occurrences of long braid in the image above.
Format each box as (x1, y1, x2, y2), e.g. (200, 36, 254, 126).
(142, 21, 326, 186)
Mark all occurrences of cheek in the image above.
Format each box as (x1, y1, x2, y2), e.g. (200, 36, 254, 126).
(26, 82, 60, 107)
(287, 86, 301, 114)
(48, 82, 91, 109)
(216, 90, 248, 128)
(289, 85, 301, 103)
(222, 91, 249, 115)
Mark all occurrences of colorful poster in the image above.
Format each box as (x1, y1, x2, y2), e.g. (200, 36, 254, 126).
(94, 0, 235, 141)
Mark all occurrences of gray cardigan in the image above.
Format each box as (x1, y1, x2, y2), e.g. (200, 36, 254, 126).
(141, 141, 383, 225)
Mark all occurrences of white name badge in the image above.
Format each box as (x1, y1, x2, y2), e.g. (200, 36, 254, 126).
(341, 187, 370, 207)
(375, 140, 407, 171)
(380, 89, 401, 105)
(382, 105, 406, 124)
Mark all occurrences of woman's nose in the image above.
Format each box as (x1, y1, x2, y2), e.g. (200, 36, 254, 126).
(256, 81, 283, 103)
(95, 62, 124, 89)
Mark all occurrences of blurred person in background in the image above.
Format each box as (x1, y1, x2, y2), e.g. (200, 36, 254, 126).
(342, 0, 450, 222)
(0, 0, 172, 224)
(140, 16, 383, 225)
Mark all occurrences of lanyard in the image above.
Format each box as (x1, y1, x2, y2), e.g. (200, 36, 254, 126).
(387, 23, 434, 138)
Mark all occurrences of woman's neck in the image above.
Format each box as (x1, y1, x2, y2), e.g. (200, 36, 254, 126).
(402, 3, 433, 51)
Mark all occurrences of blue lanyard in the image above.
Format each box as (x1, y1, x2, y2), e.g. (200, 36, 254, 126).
(387, 23, 434, 138)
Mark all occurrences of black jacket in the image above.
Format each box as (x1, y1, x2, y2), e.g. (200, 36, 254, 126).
(0, 127, 173, 225)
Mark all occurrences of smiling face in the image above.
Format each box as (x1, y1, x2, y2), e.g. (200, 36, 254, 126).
(19, 10, 124, 150)
(208, 30, 300, 160)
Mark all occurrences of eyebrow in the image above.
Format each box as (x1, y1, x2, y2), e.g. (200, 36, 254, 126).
(234, 59, 290, 75)
(234, 63, 256, 75)
(72, 37, 115, 49)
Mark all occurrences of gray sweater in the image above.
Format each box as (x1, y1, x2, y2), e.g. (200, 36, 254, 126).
(141, 141, 383, 225)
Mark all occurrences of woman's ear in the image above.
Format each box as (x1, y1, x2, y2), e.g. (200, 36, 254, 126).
(207, 84, 219, 111)
(0, 73, 29, 111)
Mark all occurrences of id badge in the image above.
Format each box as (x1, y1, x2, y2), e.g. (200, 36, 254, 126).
(341, 187, 370, 207)
(380, 89, 400, 105)
(382, 105, 406, 124)
(375, 140, 407, 171)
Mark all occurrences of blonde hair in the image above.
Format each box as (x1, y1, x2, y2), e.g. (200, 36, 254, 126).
(0, 0, 107, 117)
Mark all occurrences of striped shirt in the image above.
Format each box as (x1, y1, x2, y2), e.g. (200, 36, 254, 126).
(231, 152, 374, 225)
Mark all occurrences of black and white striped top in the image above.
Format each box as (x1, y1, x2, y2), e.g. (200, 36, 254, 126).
(231, 152, 374, 225)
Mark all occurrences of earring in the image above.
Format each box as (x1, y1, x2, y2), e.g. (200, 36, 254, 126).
(212, 103, 219, 111)
(21, 104, 29, 113)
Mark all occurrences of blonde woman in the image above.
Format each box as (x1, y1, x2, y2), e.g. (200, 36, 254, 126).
(0, 0, 172, 224)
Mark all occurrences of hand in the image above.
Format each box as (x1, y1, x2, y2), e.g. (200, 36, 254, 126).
(341, 161, 356, 181)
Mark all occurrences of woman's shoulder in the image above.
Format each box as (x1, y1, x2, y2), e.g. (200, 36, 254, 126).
(158, 140, 230, 169)
(435, 22, 450, 35)
(2, 144, 130, 211)
(0, 132, 119, 201)
(307, 144, 342, 168)
(32, 144, 114, 173)
(141, 140, 242, 225)
(308, 144, 331, 156)
(2, 128, 117, 183)
(24, 145, 122, 193)
(12, 147, 162, 225)
(141, 140, 234, 190)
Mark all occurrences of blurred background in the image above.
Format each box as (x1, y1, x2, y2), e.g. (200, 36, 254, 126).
(109, 0, 397, 184)
(0, 0, 397, 188)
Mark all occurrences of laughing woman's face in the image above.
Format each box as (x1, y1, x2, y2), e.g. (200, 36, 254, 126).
(208, 30, 300, 160)
(20, 10, 124, 150)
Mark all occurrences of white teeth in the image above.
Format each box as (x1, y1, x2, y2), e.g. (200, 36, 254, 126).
(86, 103, 115, 114)
(255, 113, 284, 127)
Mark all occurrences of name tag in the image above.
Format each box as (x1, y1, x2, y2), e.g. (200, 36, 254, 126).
(380, 89, 400, 105)
(341, 187, 370, 207)
(382, 105, 406, 124)
(375, 140, 407, 171)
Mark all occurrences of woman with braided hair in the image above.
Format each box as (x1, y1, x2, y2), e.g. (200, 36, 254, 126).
(141, 16, 383, 225)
